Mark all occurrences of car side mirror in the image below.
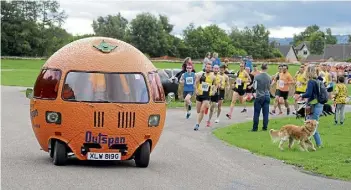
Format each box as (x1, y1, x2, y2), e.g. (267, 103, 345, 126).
(26, 88, 33, 99)
(166, 92, 175, 104)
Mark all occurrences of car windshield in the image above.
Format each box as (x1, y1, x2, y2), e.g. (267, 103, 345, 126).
(62, 71, 149, 103)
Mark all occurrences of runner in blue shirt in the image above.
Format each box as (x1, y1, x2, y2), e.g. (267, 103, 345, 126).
(180, 65, 196, 119)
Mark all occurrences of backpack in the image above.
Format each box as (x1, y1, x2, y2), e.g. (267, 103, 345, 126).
(314, 79, 328, 104)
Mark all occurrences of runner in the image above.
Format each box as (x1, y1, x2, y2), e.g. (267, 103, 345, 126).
(251, 64, 261, 76)
(276, 64, 294, 115)
(319, 63, 332, 86)
(179, 65, 196, 119)
(215, 64, 230, 123)
(226, 62, 251, 119)
(293, 65, 307, 114)
(206, 65, 222, 127)
(194, 64, 216, 131)
(270, 64, 283, 115)
(242, 66, 255, 112)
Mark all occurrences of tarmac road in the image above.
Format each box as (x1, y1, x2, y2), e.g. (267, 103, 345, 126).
(2, 86, 351, 190)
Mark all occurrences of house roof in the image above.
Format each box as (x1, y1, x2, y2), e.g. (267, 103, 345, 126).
(294, 41, 311, 50)
(306, 54, 324, 61)
(277, 45, 291, 56)
(306, 44, 351, 61)
(323, 44, 351, 61)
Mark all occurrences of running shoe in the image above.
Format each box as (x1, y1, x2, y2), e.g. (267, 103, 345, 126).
(241, 108, 247, 113)
(194, 124, 200, 131)
(206, 121, 211, 127)
(226, 113, 231, 119)
(215, 119, 219, 123)
(186, 112, 191, 119)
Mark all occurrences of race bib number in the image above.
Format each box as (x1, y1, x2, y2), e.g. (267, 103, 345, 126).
(296, 81, 302, 87)
(279, 80, 285, 88)
(201, 82, 209, 92)
(236, 78, 242, 85)
(185, 77, 194, 85)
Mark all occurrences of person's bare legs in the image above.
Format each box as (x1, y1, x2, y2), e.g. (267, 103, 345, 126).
(240, 94, 247, 113)
(216, 99, 223, 123)
(184, 94, 192, 118)
(284, 98, 290, 115)
(195, 100, 209, 130)
(227, 92, 238, 119)
(271, 95, 279, 115)
(207, 101, 216, 126)
(194, 101, 202, 130)
(293, 94, 299, 112)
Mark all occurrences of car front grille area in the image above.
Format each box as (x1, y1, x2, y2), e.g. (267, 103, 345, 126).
(94, 111, 104, 127)
(93, 111, 136, 128)
(118, 111, 136, 128)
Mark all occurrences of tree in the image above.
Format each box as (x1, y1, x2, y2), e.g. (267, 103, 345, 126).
(309, 31, 325, 54)
(293, 25, 328, 55)
(325, 28, 337, 45)
(1, 0, 71, 57)
(348, 35, 351, 44)
(92, 13, 128, 40)
(128, 12, 171, 57)
(228, 24, 273, 59)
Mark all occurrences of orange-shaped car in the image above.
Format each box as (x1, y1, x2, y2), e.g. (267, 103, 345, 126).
(26, 37, 174, 167)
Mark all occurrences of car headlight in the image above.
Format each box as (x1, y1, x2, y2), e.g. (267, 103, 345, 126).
(46, 111, 62, 124)
(148, 114, 160, 127)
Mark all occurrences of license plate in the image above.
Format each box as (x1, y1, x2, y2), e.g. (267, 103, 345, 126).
(87, 152, 121, 160)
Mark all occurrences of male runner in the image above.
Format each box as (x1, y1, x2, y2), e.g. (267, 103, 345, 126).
(215, 65, 230, 123)
(206, 65, 222, 127)
(194, 64, 216, 131)
(242, 66, 255, 112)
(179, 65, 196, 119)
(276, 64, 293, 115)
(226, 62, 251, 119)
(293, 65, 307, 114)
(270, 64, 283, 115)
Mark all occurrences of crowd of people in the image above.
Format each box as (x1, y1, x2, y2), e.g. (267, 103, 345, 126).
(176, 52, 350, 143)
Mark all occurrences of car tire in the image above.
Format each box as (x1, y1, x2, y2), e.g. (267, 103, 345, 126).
(134, 141, 150, 168)
(53, 141, 67, 166)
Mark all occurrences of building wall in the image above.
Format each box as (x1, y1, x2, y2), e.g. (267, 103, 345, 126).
(285, 47, 298, 62)
(296, 45, 310, 59)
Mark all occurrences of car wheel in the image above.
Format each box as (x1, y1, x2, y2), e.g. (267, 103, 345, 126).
(134, 141, 150, 168)
(53, 141, 67, 166)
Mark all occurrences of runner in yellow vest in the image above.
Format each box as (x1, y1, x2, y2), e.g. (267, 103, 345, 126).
(206, 65, 223, 127)
(194, 64, 216, 131)
(226, 62, 251, 119)
(293, 65, 307, 113)
(215, 64, 230, 123)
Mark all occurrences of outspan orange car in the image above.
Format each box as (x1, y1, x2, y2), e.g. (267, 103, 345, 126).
(26, 37, 174, 167)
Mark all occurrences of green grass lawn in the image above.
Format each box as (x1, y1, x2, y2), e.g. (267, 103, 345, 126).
(213, 112, 351, 181)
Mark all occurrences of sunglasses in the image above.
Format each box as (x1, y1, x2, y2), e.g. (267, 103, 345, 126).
(186, 67, 192, 69)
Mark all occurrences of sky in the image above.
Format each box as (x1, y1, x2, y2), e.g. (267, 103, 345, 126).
(59, 0, 351, 38)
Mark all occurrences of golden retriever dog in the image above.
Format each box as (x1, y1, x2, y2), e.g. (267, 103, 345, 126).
(269, 120, 318, 151)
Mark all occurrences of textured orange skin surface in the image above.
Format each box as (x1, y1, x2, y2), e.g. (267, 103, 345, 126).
(29, 37, 167, 161)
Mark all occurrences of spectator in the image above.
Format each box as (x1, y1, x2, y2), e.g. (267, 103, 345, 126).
(296, 64, 324, 148)
(333, 76, 348, 125)
(202, 52, 212, 71)
(245, 57, 253, 72)
(211, 52, 221, 68)
(251, 63, 271, 132)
